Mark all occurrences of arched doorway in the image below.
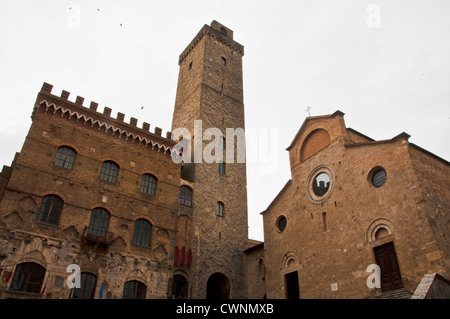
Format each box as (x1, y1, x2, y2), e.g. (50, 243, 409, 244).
(206, 272, 230, 299)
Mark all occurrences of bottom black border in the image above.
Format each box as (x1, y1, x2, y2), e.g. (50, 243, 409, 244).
(4, 298, 447, 318)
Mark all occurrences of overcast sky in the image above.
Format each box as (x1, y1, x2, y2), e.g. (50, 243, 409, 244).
(1, 0, 449, 241)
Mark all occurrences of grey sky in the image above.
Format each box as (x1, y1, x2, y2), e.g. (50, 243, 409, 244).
(1, 0, 449, 241)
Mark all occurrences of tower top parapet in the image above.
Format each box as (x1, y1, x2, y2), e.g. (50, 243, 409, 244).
(178, 20, 244, 65)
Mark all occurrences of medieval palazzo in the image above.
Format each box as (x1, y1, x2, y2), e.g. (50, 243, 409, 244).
(0, 21, 449, 299)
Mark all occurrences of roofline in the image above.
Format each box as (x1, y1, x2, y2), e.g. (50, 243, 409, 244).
(345, 131, 449, 166)
(409, 142, 450, 166)
(346, 127, 375, 142)
(260, 179, 292, 215)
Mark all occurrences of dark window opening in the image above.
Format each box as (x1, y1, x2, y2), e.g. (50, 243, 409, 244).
(123, 280, 147, 299)
(140, 174, 157, 195)
(216, 202, 224, 217)
(38, 195, 63, 225)
(277, 216, 287, 232)
(100, 161, 119, 184)
(88, 208, 110, 237)
(219, 161, 226, 175)
(72, 272, 97, 299)
(10, 262, 46, 294)
(132, 219, 151, 247)
(172, 275, 188, 299)
(179, 186, 193, 207)
(221, 57, 227, 65)
(322, 212, 328, 232)
(54, 146, 76, 169)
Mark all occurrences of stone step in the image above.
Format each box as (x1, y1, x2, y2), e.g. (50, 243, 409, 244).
(375, 288, 412, 299)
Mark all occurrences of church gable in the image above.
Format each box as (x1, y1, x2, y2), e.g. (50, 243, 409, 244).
(287, 111, 347, 168)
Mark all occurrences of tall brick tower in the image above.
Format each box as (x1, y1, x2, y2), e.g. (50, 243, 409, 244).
(171, 21, 248, 299)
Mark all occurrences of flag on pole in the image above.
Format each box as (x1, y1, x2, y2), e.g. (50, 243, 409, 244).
(98, 280, 105, 299)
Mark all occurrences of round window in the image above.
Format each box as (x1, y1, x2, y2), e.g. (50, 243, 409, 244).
(276, 216, 287, 232)
(312, 172, 331, 197)
(307, 165, 334, 204)
(370, 167, 387, 188)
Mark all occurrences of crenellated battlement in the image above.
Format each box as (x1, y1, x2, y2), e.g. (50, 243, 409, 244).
(178, 20, 244, 65)
(34, 82, 176, 154)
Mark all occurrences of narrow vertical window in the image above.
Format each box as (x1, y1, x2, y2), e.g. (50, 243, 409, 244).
(218, 161, 226, 175)
(216, 201, 224, 217)
(322, 212, 328, 232)
(140, 174, 157, 195)
(54, 146, 76, 169)
(221, 57, 227, 65)
(37, 195, 64, 225)
(179, 186, 193, 207)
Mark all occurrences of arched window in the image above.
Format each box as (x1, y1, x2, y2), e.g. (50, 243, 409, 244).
(178, 186, 193, 207)
(37, 195, 63, 225)
(88, 208, 110, 237)
(10, 262, 46, 293)
(72, 272, 97, 299)
(123, 280, 147, 299)
(140, 174, 157, 195)
(100, 161, 119, 183)
(54, 146, 77, 169)
(216, 202, 224, 217)
(132, 219, 151, 247)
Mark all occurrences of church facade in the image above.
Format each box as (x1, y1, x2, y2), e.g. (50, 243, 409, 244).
(0, 21, 448, 299)
(261, 111, 450, 298)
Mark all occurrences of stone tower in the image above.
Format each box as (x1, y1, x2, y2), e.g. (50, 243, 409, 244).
(171, 21, 248, 299)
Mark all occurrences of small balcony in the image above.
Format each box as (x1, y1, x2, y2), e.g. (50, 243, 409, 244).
(81, 227, 115, 247)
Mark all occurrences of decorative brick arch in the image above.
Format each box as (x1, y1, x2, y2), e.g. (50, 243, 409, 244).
(300, 129, 331, 162)
(125, 269, 148, 286)
(366, 218, 396, 243)
(19, 250, 47, 269)
(281, 251, 299, 270)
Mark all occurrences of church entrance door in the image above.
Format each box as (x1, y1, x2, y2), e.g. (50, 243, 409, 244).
(285, 271, 299, 299)
(373, 242, 404, 292)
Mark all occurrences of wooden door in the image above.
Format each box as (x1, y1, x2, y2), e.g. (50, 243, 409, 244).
(374, 242, 404, 291)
